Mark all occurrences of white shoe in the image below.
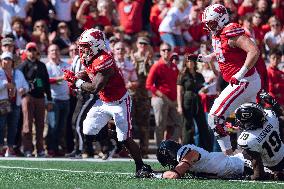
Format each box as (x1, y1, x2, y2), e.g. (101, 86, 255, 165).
(5, 148, 16, 157)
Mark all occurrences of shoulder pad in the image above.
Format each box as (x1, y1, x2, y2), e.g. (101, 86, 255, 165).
(222, 23, 245, 38)
(92, 51, 114, 72)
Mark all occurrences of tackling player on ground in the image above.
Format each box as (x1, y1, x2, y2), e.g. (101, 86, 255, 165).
(190, 4, 261, 155)
(236, 92, 284, 180)
(63, 28, 152, 177)
(150, 140, 254, 179)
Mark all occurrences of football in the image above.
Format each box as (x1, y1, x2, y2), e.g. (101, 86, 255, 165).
(75, 71, 90, 82)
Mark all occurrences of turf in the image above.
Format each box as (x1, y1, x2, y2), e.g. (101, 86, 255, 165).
(0, 159, 283, 189)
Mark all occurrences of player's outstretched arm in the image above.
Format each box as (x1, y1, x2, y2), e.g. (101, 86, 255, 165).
(162, 150, 200, 179)
(80, 67, 114, 94)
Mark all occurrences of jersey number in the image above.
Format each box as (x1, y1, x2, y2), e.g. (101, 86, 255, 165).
(240, 133, 249, 140)
(262, 131, 282, 158)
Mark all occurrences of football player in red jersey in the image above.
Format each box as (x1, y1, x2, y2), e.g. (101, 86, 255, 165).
(197, 4, 261, 155)
(63, 28, 152, 177)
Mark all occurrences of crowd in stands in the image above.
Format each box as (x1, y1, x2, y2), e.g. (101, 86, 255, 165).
(0, 0, 283, 158)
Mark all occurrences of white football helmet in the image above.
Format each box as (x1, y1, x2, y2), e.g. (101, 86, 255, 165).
(78, 28, 107, 62)
(202, 4, 229, 34)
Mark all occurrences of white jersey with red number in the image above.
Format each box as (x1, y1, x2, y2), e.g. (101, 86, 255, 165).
(83, 51, 127, 102)
(212, 23, 256, 82)
(238, 109, 284, 168)
(177, 144, 245, 178)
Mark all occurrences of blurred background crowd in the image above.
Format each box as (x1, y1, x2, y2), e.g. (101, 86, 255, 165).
(0, 0, 283, 159)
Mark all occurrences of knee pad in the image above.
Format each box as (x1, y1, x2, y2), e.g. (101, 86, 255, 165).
(208, 114, 227, 139)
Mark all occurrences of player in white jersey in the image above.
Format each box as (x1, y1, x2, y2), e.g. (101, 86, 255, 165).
(236, 92, 284, 180)
(152, 140, 251, 179)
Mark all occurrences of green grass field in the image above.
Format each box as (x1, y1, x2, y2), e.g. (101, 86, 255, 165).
(0, 159, 283, 189)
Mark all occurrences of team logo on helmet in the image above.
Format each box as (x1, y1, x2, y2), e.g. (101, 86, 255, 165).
(241, 112, 252, 120)
(78, 28, 107, 63)
(202, 4, 229, 34)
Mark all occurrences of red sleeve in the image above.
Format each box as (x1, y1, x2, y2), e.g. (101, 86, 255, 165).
(146, 63, 158, 95)
(49, 78, 57, 84)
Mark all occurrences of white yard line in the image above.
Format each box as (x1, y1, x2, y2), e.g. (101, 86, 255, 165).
(0, 157, 158, 163)
(0, 165, 132, 175)
(228, 179, 284, 185)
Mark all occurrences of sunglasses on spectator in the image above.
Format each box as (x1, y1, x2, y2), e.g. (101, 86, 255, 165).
(271, 23, 280, 27)
(253, 15, 261, 19)
(161, 48, 171, 52)
(35, 25, 44, 28)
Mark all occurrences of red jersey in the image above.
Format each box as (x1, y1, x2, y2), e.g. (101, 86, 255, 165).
(84, 51, 127, 102)
(83, 15, 111, 30)
(146, 58, 179, 101)
(212, 23, 255, 82)
(267, 66, 284, 106)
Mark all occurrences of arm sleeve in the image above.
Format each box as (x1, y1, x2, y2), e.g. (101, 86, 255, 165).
(145, 64, 158, 95)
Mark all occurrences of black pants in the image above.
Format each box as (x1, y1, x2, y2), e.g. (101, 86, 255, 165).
(182, 94, 212, 151)
(65, 95, 77, 153)
(72, 92, 97, 154)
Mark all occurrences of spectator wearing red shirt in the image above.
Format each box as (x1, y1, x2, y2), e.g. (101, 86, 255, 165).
(255, 0, 273, 24)
(117, 0, 144, 36)
(146, 42, 181, 147)
(183, 6, 207, 53)
(76, 0, 111, 30)
(149, 0, 169, 46)
(272, 0, 284, 24)
(251, 11, 269, 46)
(237, 0, 255, 17)
(267, 49, 284, 106)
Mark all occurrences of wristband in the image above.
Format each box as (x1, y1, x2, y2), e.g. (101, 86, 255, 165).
(234, 66, 249, 80)
(75, 79, 85, 89)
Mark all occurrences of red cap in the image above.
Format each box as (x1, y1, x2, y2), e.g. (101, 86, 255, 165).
(25, 42, 38, 51)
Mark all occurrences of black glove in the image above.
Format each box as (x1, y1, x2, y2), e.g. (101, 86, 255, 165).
(259, 91, 277, 106)
(135, 164, 153, 178)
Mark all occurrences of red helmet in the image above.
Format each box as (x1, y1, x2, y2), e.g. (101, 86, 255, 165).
(202, 4, 229, 34)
